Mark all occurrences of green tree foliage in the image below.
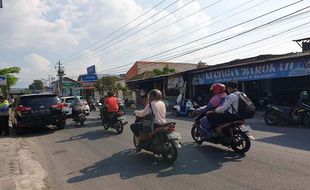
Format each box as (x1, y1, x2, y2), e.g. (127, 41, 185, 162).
(0, 67, 21, 95)
(29, 80, 44, 91)
(94, 76, 125, 95)
(153, 66, 175, 76)
(0, 67, 21, 88)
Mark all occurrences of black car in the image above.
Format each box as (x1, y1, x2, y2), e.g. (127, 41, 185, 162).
(10, 93, 66, 134)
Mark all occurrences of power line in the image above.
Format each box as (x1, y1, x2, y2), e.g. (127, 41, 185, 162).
(60, 0, 168, 61)
(157, 6, 310, 62)
(62, 0, 182, 63)
(185, 20, 310, 63)
(141, 0, 304, 61)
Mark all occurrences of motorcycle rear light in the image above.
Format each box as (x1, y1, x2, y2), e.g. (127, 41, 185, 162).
(16, 105, 32, 112)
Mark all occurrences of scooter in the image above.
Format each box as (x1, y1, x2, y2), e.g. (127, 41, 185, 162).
(264, 102, 310, 128)
(173, 99, 196, 118)
(132, 117, 182, 164)
(191, 111, 255, 154)
(73, 110, 86, 126)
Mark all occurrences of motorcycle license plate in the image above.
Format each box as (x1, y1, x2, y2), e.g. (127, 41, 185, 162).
(167, 132, 182, 140)
(240, 125, 252, 132)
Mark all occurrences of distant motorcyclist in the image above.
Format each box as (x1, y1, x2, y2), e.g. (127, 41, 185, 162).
(131, 89, 166, 144)
(207, 80, 242, 135)
(71, 96, 83, 118)
(197, 83, 227, 138)
(105, 92, 119, 122)
(0, 96, 10, 136)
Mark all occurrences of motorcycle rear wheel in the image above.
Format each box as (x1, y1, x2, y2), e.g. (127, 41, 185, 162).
(162, 140, 178, 164)
(191, 126, 203, 145)
(80, 120, 84, 126)
(231, 130, 251, 154)
(116, 121, 124, 134)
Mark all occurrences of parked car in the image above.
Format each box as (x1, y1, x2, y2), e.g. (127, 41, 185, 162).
(60, 96, 90, 117)
(10, 93, 67, 134)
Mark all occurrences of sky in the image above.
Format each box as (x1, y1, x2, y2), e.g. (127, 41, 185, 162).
(0, 0, 310, 88)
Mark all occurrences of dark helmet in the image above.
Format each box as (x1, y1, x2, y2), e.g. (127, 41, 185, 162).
(148, 89, 163, 100)
(210, 83, 226, 94)
(107, 92, 114, 97)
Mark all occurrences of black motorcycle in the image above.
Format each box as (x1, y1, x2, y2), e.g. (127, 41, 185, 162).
(132, 118, 182, 164)
(102, 111, 127, 134)
(264, 102, 310, 128)
(191, 112, 255, 154)
(73, 110, 86, 126)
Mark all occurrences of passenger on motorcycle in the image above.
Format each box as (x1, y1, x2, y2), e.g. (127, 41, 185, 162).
(197, 83, 227, 138)
(131, 89, 166, 143)
(207, 80, 242, 135)
(105, 92, 120, 122)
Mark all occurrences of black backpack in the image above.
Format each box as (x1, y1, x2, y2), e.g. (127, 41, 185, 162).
(234, 92, 256, 119)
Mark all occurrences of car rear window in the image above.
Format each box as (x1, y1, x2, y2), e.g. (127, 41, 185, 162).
(65, 98, 75, 104)
(20, 95, 59, 108)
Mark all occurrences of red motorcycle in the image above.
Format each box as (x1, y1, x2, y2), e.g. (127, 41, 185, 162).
(191, 112, 255, 154)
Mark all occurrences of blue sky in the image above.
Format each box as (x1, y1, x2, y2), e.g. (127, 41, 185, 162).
(0, 0, 309, 88)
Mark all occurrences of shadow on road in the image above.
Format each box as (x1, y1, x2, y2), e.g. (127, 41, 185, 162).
(57, 129, 118, 143)
(253, 124, 310, 151)
(11, 126, 55, 138)
(67, 142, 244, 183)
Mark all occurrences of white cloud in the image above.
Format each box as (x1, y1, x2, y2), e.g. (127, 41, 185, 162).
(16, 53, 52, 87)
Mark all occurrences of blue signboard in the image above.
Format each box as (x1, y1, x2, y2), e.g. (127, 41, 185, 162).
(0, 75, 7, 85)
(82, 74, 98, 82)
(87, 65, 96, 75)
(192, 58, 310, 85)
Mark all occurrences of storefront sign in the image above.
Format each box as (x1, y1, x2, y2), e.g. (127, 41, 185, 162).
(167, 75, 184, 89)
(192, 59, 310, 85)
(0, 75, 7, 86)
(82, 74, 98, 82)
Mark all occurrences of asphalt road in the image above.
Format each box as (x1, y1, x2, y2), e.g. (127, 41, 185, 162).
(22, 111, 310, 190)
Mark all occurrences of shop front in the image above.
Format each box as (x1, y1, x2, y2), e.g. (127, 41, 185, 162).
(191, 55, 310, 107)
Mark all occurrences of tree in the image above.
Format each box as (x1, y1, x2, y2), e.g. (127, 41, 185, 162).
(94, 76, 124, 96)
(29, 80, 44, 92)
(0, 67, 21, 95)
(197, 61, 207, 68)
(153, 66, 175, 76)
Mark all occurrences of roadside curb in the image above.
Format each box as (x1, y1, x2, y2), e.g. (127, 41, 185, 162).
(0, 138, 49, 190)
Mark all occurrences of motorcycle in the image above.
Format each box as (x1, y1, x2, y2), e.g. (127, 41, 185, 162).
(264, 102, 310, 128)
(73, 110, 86, 126)
(102, 111, 128, 134)
(132, 117, 182, 164)
(191, 112, 255, 154)
(173, 99, 196, 118)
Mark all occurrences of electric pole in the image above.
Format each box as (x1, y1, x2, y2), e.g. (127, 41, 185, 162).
(0, 0, 3, 8)
(55, 61, 65, 96)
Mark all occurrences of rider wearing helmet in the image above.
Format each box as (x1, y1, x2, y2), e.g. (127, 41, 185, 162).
(131, 89, 166, 142)
(197, 83, 227, 138)
(104, 92, 120, 122)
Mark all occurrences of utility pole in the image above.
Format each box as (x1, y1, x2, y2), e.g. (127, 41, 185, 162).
(55, 61, 65, 96)
(0, 0, 3, 8)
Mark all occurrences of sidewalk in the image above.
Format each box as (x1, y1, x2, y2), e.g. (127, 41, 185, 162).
(0, 137, 48, 190)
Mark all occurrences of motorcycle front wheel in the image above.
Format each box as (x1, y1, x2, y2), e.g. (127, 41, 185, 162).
(188, 110, 195, 118)
(162, 140, 178, 164)
(80, 120, 85, 126)
(264, 111, 279, 125)
(303, 115, 310, 128)
(115, 120, 124, 134)
(191, 126, 203, 145)
(231, 130, 251, 154)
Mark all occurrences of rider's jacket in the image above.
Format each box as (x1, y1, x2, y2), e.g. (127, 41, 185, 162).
(200, 93, 227, 113)
(215, 91, 239, 114)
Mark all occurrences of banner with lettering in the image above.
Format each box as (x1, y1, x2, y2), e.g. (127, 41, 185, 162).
(192, 58, 310, 85)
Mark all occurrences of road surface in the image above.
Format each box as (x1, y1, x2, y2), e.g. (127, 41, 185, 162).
(21, 111, 310, 190)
